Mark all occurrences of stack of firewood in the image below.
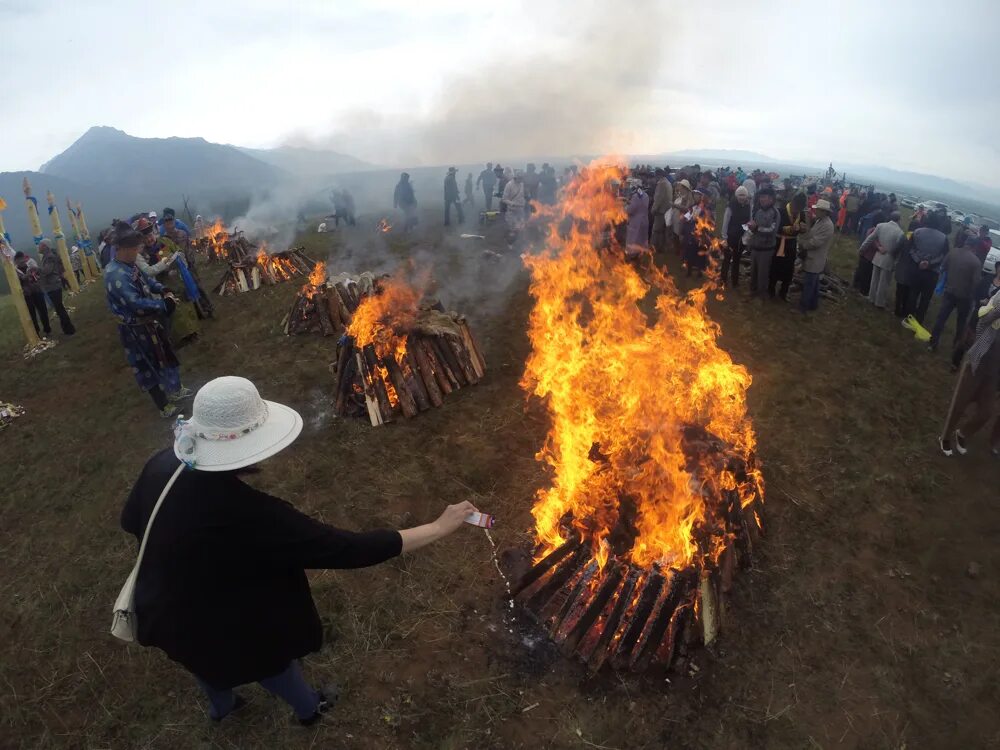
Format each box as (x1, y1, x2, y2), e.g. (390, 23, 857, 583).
(283, 271, 382, 336)
(334, 308, 487, 426)
(214, 247, 316, 296)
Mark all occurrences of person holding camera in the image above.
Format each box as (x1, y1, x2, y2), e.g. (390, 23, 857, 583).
(104, 227, 192, 417)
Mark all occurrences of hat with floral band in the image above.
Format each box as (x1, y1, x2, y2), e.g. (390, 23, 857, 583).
(173, 376, 302, 471)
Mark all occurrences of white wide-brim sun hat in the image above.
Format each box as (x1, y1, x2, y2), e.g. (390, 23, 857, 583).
(173, 376, 303, 472)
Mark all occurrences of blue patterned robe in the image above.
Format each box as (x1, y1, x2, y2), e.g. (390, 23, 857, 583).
(105, 259, 181, 394)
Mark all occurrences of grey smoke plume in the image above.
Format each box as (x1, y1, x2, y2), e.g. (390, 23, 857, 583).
(230, 182, 326, 250)
(290, 1, 670, 167)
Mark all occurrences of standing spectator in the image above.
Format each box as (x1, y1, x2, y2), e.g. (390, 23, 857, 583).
(745, 185, 780, 299)
(852, 201, 890, 296)
(771, 192, 807, 301)
(37, 238, 76, 335)
(938, 292, 1000, 455)
(671, 179, 694, 254)
(929, 237, 985, 352)
(538, 164, 557, 205)
(70, 245, 84, 284)
(13, 251, 51, 337)
(120, 375, 479, 724)
(104, 228, 189, 416)
(393, 173, 418, 233)
(501, 170, 527, 242)
(844, 189, 861, 234)
(720, 185, 752, 288)
(836, 190, 849, 232)
(862, 211, 906, 310)
(443, 167, 464, 227)
(797, 199, 836, 313)
(681, 189, 710, 276)
(970, 225, 993, 264)
(895, 217, 949, 323)
(649, 169, 673, 255)
(495, 164, 508, 211)
(625, 180, 650, 260)
(523, 164, 541, 204)
(953, 262, 1000, 370)
(476, 163, 496, 210)
(463, 173, 474, 207)
(908, 206, 927, 232)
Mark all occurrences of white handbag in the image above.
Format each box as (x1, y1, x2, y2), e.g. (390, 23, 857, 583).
(111, 463, 185, 642)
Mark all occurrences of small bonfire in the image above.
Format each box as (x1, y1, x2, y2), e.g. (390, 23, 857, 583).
(321, 272, 486, 426)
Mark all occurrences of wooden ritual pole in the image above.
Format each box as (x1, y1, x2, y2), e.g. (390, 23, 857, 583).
(75, 201, 100, 277)
(0, 202, 42, 347)
(44, 190, 80, 292)
(63, 198, 93, 282)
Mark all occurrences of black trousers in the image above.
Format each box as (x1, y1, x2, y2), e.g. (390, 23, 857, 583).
(45, 288, 76, 335)
(852, 256, 873, 296)
(909, 270, 938, 324)
(894, 283, 911, 318)
(444, 199, 464, 225)
(24, 292, 51, 335)
(720, 242, 743, 286)
(768, 254, 796, 299)
(482, 188, 494, 210)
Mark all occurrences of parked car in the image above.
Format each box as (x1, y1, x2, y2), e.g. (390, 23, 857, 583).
(899, 196, 919, 208)
(918, 200, 949, 213)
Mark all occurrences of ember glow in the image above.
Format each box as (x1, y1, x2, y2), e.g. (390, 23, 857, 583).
(377, 218, 392, 233)
(256, 244, 298, 281)
(521, 158, 762, 572)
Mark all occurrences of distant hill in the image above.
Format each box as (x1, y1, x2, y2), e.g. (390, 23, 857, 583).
(236, 145, 372, 177)
(40, 127, 286, 194)
(663, 148, 777, 164)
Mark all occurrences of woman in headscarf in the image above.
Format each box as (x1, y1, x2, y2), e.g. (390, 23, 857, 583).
(118, 376, 480, 724)
(134, 217, 200, 345)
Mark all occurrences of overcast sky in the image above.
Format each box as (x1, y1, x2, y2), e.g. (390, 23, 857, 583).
(1, 0, 997, 187)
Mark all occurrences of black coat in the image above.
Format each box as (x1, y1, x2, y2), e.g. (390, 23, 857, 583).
(121, 449, 402, 689)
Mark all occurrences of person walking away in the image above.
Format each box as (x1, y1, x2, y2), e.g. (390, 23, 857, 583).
(104, 228, 190, 417)
(463, 173, 474, 207)
(502, 171, 527, 243)
(720, 185, 752, 288)
(771, 192, 807, 301)
(929, 236, 985, 352)
(476, 163, 496, 210)
(443, 168, 464, 227)
(37, 238, 75, 335)
(745, 185, 780, 299)
(938, 293, 1000, 455)
(797, 199, 836, 313)
(13, 251, 51, 337)
(119, 376, 481, 725)
(862, 211, 906, 310)
(393, 173, 418, 233)
(649, 169, 673, 255)
(895, 216, 949, 323)
(625, 180, 650, 260)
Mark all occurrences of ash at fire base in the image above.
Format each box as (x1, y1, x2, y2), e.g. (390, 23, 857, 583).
(512, 159, 764, 673)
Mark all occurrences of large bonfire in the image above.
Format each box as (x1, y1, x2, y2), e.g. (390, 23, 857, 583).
(515, 159, 763, 672)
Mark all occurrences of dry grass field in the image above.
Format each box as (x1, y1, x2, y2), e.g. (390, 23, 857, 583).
(0, 204, 997, 749)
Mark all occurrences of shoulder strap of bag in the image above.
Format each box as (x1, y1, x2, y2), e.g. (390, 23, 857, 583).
(134, 463, 185, 572)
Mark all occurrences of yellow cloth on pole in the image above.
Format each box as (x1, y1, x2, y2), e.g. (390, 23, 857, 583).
(64, 200, 93, 282)
(0, 209, 42, 347)
(45, 191, 80, 293)
(75, 202, 100, 277)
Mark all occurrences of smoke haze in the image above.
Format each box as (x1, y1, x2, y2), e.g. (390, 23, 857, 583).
(288, 1, 671, 167)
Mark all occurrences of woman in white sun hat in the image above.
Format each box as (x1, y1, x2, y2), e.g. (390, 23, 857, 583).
(119, 376, 479, 725)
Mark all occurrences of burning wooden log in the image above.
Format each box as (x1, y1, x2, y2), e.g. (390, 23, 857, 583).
(216, 245, 316, 296)
(511, 428, 763, 674)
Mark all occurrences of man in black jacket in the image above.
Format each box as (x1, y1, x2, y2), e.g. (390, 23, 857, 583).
(444, 167, 464, 226)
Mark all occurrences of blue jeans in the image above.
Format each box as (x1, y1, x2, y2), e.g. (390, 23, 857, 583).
(195, 660, 319, 721)
(800, 271, 821, 312)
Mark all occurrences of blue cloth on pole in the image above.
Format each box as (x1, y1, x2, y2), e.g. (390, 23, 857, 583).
(174, 254, 200, 301)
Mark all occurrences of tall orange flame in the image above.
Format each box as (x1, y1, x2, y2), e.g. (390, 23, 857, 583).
(346, 276, 423, 361)
(521, 158, 760, 570)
